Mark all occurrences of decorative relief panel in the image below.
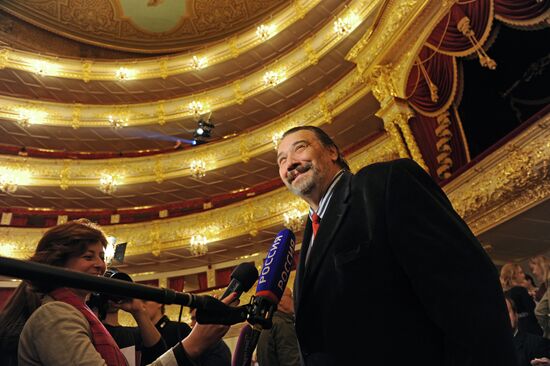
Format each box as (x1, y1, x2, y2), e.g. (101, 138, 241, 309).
(446, 113, 550, 235)
(0, 0, 288, 53)
(0, 135, 397, 258)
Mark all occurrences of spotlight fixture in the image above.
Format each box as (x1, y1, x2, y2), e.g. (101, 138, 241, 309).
(193, 118, 215, 143)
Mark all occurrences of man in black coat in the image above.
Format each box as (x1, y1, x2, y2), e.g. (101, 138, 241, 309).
(506, 295, 550, 366)
(276, 126, 518, 366)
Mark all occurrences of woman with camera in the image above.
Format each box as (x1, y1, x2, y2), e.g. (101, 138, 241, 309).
(0, 219, 234, 366)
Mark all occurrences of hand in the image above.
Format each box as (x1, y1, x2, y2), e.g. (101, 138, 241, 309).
(181, 292, 238, 359)
(113, 298, 147, 316)
(532, 357, 550, 365)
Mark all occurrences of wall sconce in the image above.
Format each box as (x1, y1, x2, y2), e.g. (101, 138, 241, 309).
(188, 101, 207, 118)
(99, 173, 119, 194)
(191, 56, 208, 70)
(283, 209, 306, 232)
(263, 69, 286, 87)
(190, 160, 207, 178)
(115, 67, 136, 81)
(272, 131, 284, 150)
(190, 235, 208, 256)
(32, 60, 56, 76)
(333, 12, 359, 36)
(17, 109, 47, 127)
(108, 115, 128, 128)
(0, 174, 17, 194)
(256, 24, 276, 41)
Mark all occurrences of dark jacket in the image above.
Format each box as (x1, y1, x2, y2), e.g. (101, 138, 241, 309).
(257, 310, 300, 366)
(293, 159, 518, 366)
(513, 329, 550, 366)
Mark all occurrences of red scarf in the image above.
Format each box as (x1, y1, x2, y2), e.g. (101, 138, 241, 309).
(50, 288, 127, 366)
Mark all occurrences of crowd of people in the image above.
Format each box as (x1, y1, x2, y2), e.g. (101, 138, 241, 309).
(0, 125, 550, 366)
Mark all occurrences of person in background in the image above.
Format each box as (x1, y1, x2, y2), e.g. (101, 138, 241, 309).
(501, 263, 543, 336)
(506, 295, 550, 366)
(530, 255, 550, 302)
(101, 299, 167, 366)
(276, 125, 517, 365)
(0, 219, 234, 366)
(144, 300, 192, 349)
(189, 308, 232, 366)
(256, 287, 300, 366)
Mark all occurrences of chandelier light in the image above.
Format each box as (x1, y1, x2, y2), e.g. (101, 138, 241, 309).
(283, 209, 306, 232)
(0, 243, 16, 257)
(333, 12, 359, 36)
(32, 60, 56, 76)
(256, 24, 276, 41)
(272, 132, 284, 149)
(263, 69, 286, 87)
(115, 67, 135, 81)
(190, 160, 207, 178)
(188, 101, 206, 117)
(0, 174, 18, 194)
(108, 115, 128, 128)
(190, 235, 208, 256)
(99, 173, 119, 194)
(191, 56, 208, 70)
(17, 109, 47, 127)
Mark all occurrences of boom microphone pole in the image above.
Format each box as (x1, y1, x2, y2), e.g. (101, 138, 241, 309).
(0, 256, 247, 325)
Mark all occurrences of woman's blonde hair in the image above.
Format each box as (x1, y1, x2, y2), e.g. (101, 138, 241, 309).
(500, 263, 524, 291)
(529, 255, 550, 284)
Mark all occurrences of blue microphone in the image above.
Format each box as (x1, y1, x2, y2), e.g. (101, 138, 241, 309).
(249, 228, 295, 329)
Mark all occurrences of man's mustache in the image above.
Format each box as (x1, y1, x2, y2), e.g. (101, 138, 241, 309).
(286, 163, 312, 182)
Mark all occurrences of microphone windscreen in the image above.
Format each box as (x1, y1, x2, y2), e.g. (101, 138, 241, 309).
(232, 323, 253, 366)
(231, 262, 259, 292)
(255, 228, 296, 303)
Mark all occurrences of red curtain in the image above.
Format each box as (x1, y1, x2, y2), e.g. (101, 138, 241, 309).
(0, 288, 15, 310)
(136, 279, 159, 287)
(168, 276, 185, 292)
(494, 0, 550, 23)
(408, 108, 470, 182)
(197, 272, 208, 290)
(427, 0, 493, 55)
(407, 46, 457, 116)
(215, 266, 234, 287)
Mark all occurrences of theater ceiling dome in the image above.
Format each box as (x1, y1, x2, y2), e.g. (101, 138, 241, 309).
(0, 0, 288, 54)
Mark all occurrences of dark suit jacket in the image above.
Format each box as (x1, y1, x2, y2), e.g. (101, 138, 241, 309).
(293, 159, 518, 366)
(513, 330, 550, 366)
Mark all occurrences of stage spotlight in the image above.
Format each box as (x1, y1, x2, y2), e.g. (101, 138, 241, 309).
(193, 118, 215, 142)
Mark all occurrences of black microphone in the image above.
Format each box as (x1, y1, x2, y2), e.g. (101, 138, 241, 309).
(196, 262, 258, 325)
(232, 323, 253, 366)
(237, 228, 296, 366)
(220, 262, 259, 300)
(0, 256, 242, 325)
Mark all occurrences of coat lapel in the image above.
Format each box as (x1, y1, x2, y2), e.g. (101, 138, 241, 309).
(296, 172, 352, 306)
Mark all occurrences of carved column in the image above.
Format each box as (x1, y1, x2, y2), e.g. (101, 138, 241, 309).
(368, 64, 428, 171)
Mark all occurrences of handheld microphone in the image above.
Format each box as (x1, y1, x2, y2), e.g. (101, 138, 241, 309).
(232, 323, 253, 366)
(196, 262, 258, 325)
(249, 228, 295, 329)
(220, 262, 259, 300)
(233, 229, 296, 366)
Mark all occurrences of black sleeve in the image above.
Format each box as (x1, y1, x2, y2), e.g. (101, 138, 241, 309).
(140, 337, 168, 366)
(386, 159, 515, 361)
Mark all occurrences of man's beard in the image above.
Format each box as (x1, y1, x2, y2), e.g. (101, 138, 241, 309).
(286, 162, 319, 196)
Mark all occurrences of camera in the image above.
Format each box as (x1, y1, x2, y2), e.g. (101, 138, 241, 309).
(87, 267, 133, 320)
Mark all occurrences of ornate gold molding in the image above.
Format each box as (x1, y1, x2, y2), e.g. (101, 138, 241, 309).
(445, 112, 550, 235)
(0, 135, 398, 258)
(0, 0, 384, 82)
(0, 68, 371, 188)
(0, 0, 380, 129)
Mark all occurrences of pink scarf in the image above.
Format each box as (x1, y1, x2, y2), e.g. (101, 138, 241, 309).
(50, 288, 127, 366)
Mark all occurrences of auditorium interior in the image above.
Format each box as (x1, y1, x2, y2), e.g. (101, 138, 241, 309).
(0, 0, 548, 348)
